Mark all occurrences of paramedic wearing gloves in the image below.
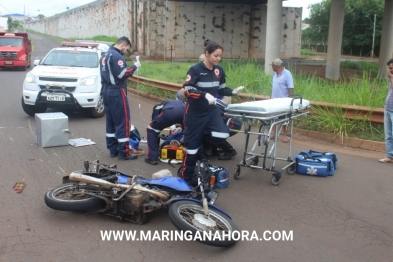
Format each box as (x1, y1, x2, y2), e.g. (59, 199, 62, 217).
(177, 89, 241, 160)
(100, 36, 141, 160)
(145, 99, 186, 165)
(270, 58, 294, 143)
(379, 58, 393, 163)
(178, 39, 244, 185)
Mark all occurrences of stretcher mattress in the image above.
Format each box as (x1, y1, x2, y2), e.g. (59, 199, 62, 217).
(226, 98, 310, 114)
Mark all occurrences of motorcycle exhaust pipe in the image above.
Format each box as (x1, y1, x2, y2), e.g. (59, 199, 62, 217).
(69, 172, 169, 201)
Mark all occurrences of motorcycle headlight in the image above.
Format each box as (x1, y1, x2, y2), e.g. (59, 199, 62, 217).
(25, 73, 36, 83)
(80, 76, 97, 86)
(207, 190, 219, 205)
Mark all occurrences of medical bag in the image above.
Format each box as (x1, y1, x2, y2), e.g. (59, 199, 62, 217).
(189, 162, 229, 188)
(209, 165, 229, 188)
(303, 150, 338, 169)
(129, 125, 141, 149)
(160, 145, 185, 164)
(295, 151, 336, 177)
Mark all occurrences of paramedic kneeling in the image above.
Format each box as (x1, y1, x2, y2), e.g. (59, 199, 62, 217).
(178, 39, 244, 185)
(145, 99, 185, 165)
(100, 36, 141, 160)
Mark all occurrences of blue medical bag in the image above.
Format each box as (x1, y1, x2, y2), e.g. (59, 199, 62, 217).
(209, 165, 229, 188)
(303, 150, 338, 169)
(295, 151, 335, 177)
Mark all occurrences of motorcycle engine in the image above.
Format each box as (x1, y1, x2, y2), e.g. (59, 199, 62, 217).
(122, 190, 150, 214)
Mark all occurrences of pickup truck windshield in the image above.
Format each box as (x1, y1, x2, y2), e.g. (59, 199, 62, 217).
(0, 37, 23, 47)
(41, 50, 98, 68)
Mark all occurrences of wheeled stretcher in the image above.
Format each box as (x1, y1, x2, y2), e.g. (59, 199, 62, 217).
(224, 96, 310, 185)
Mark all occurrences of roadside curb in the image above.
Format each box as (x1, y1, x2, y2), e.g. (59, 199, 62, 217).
(128, 88, 385, 153)
(292, 128, 385, 153)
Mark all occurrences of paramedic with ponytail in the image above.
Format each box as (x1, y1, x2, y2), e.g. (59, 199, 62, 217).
(178, 39, 244, 185)
(100, 36, 141, 160)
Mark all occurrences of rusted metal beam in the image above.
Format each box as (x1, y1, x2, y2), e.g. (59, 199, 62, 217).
(128, 76, 384, 124)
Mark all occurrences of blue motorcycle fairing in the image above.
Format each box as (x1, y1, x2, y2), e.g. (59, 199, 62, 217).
(168, 198, 232, 220)
(117, 175, 192, 192)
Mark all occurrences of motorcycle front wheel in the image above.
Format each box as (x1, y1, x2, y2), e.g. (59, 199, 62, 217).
(168, 200, 239, 247)
(45, 183, 104, 211)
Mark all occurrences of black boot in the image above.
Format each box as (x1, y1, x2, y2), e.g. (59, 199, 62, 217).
(217, 141, 237, 160)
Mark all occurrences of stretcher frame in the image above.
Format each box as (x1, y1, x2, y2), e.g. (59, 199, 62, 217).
(224, 96, 309, 185)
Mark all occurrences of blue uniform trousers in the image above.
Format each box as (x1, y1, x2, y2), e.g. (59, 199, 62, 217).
(147, 105, 183, 160)
(103, 85, 130, 158)
(179, 106, 229, 183)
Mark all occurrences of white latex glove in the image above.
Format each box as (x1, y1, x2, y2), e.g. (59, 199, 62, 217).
(205, 93, 216, 105)
(172, 127, 182, 135)
(232, 86, 244, 95)
(134, 61, 141, 68)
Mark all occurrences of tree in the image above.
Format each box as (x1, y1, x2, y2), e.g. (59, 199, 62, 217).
(302, 0, 331, 44)
(7, 16, 22, 32)
(302, 0, 384, 56)
(38, 14, 45, 20)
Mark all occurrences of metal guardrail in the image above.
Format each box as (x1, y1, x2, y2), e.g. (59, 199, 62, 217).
(129, 76, 384, 124)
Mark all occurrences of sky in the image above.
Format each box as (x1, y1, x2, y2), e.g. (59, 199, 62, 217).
(282, 0, 323, 20)
(0, 0, 96, 17)
(0, 0, 321, 20)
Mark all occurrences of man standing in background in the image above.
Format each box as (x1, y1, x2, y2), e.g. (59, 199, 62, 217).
(379, 58, 393, 163)
(270, 58, 294, 143)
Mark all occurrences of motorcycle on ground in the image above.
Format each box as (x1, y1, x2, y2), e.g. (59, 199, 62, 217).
(44, 160, 239, 247)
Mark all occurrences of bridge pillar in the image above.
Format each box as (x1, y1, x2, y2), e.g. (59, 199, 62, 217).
(264, 0, 282, 75)
(325, 0, 345, 81)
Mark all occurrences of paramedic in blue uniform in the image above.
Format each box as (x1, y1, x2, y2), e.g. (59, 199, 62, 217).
(177, 89, 242, 160)
(100, 36, 141, 160)
(178, 39, 244, 185)
(145, 99, 186, 165)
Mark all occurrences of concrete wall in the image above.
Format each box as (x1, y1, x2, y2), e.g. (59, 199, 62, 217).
(27, 0, 301, 59)
(27, 0, 132, 40)
(0, 17, 7, 31)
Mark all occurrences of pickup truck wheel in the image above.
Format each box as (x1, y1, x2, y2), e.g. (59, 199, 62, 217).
(86, 94, 105, 118)
(21, 97, 46, 116)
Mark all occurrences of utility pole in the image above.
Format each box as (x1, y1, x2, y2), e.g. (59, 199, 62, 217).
(371, 14, 376, 58)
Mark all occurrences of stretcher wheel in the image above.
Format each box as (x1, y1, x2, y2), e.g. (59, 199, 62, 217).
(234, 165, 241, 180)
(286, 164, 296, 174)
(271, 172, 281, 186)
(263, 136, 269, 146)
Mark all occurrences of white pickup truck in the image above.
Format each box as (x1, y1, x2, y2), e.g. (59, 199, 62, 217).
(22, 42, 109, 118)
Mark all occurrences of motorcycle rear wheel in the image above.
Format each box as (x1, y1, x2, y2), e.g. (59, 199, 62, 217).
(45, 183, 103, 211)
(168, 200, 238, 247)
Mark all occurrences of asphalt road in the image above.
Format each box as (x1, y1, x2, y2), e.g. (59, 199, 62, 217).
(0, 34, 392, 262)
